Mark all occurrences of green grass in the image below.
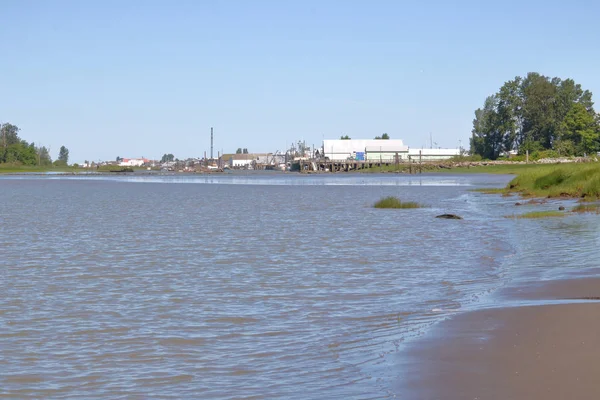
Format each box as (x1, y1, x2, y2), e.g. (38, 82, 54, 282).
(96, 165, 134, 172)
(359, 161, 549, 175)
(572, 203, 600, 214)
(360, 163, 440, 173)
(373, 196, 423, 209)
(0, 163, 79, 173)
(471, 188, 508, 194)
(507, 163, 600, 199)
(447, 163, 545, 174)
(509, 210, 565, 219)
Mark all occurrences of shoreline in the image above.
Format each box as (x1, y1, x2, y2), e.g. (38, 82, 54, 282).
(398, 278, 600, 399)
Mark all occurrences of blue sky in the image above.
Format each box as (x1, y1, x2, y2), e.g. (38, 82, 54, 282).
(1, 0, 599, 162)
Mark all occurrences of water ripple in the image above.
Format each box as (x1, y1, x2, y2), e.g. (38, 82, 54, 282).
(3, 173, 597, 398)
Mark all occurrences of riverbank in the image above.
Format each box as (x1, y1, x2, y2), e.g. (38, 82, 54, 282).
(0, 165, 80, 174)
(400, 278, 600, 399)
(470, 162, 600, 200)
(358, 157, 594, 174)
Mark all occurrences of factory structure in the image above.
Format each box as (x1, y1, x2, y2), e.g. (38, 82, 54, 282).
(322, 139, 460, 162)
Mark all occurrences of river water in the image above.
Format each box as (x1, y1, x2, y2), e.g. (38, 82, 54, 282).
(1, 173, 599, 399)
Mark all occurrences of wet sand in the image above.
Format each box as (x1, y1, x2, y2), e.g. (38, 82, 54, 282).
(401, 279, 600, 399)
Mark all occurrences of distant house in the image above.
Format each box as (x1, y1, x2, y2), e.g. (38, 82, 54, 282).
(119, 158, 149, 167)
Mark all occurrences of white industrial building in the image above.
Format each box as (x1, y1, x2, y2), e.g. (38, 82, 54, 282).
(407, 148, 461, 160)
(119, 158, 150, 167)
(323, 139, 460, 161)
(323, 139, 408, 161)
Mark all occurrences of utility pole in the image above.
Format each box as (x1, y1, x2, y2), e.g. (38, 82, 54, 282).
(210, 127, 214, 160)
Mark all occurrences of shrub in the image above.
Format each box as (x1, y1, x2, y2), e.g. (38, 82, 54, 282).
(374, 196, 423, 209)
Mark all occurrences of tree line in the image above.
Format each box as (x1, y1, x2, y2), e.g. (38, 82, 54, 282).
(1, 122, 69, 166)
(470, 72, 600, 159)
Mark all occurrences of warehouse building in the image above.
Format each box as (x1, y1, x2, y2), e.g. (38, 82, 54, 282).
(323, 139, 460, 162)
(323, 139, 408, 161)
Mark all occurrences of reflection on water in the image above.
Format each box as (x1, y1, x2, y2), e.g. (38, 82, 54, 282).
(1, 174, 599, 398)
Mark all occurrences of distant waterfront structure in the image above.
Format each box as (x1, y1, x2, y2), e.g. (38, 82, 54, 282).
(323, 139, 460, 162)
(119, 157, 150, 167)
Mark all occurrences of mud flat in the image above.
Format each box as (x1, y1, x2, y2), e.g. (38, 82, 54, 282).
(399, 278, 600, 399)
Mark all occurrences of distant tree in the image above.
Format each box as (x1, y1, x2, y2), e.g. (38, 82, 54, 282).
(236, 148, 242, 154)
(340, 135, 351, 140)
(160, 153, 175, 163)
(58, 146, 69, 164)
(1, 123, 20, 146)
(243, 148, 248, 154)
(36, 146, 52, 166)
(1, 123, 20, 163)
(374, 133, 390, 140)
(116, 156, 123, 162)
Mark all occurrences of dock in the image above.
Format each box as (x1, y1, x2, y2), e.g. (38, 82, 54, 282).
(296, 158, 426, 173)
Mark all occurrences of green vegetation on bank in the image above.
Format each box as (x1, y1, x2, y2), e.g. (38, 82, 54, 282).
(506, 163, 600, 199)
(466, 162, 600, 200)
(360, 160, 552, 174)
(509, 211, 565, 219)
(0, 164, 68, 173)
(447, 163, 541, 174)
(96, 165, 134, 173)
(374, 196, 423, 209)
(572, 203, 600, 214)
(470, 72, 600, 159)
(1, 122, 71, 169)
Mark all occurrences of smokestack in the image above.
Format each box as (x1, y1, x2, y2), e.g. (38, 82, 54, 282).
(211, 127, 214, 160)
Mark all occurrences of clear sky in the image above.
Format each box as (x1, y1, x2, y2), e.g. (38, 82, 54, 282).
(1, 0, 599, 162)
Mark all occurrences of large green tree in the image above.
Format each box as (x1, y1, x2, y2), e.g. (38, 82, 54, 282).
(0, 123, 53, 165)
(558, 103, 599, 156)
(471, 73, 599, 158)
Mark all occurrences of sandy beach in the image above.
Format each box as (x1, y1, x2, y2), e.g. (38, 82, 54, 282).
(400, 279, 600, 399)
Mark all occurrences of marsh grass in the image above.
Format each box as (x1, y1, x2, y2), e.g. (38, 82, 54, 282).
(508, 210, 565, 219)
(97, 165, 134, 173)
(471, 188, 507, 194)
(572, 203, 600, 214)
(507, 163, 600, 199)
(373, 196, 423, 209)
(0, 164, 76, 173)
